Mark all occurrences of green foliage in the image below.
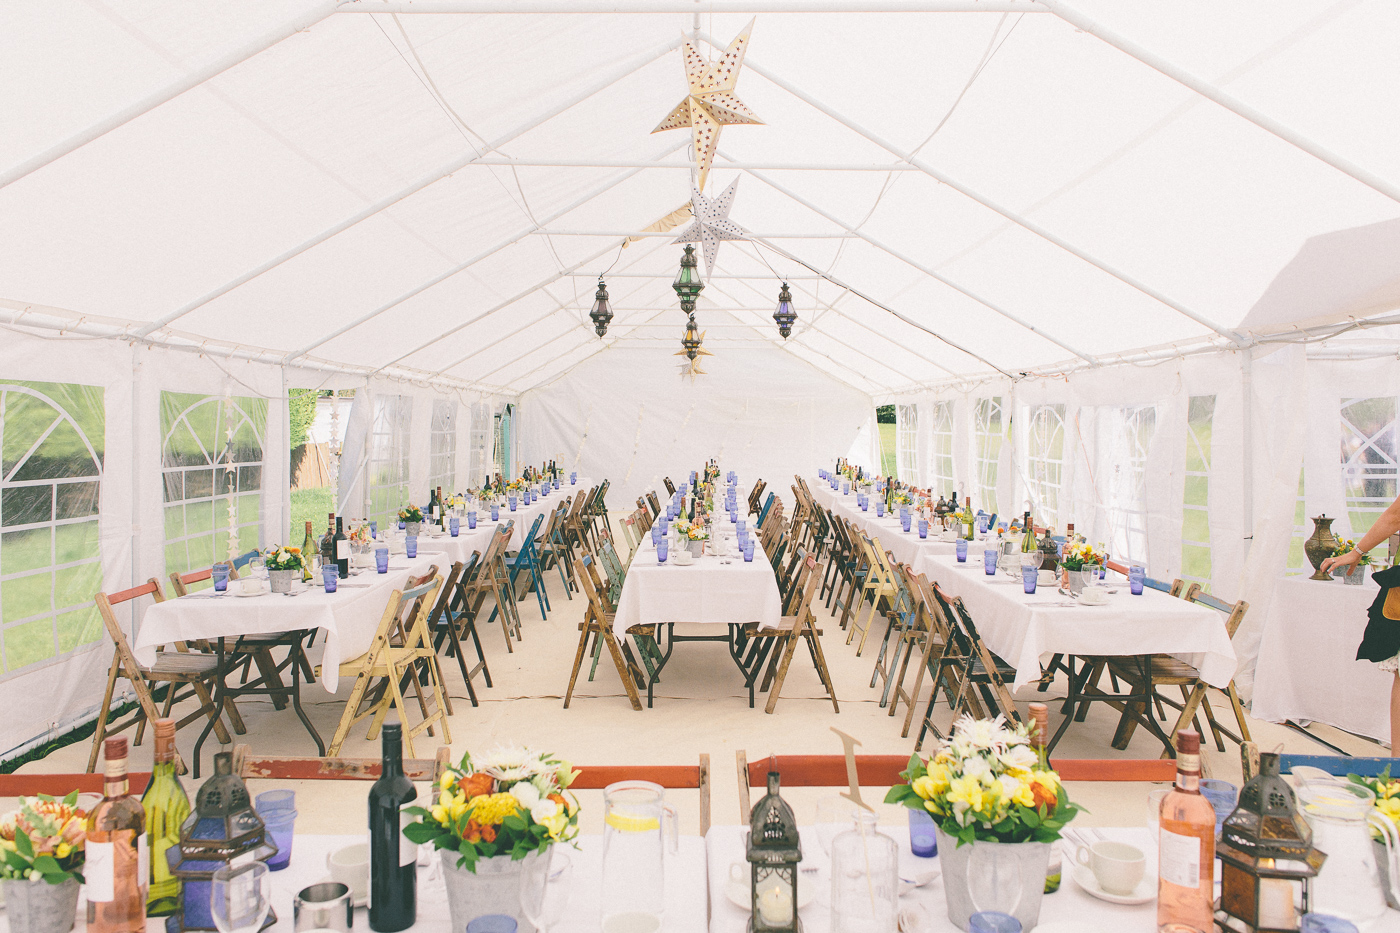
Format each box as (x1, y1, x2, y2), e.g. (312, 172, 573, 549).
(291, 486, 334, 542)
(876, 404, 896, 424)
(288, 389, 318, 450)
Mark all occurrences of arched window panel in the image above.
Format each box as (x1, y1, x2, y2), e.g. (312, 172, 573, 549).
(896, 404, 919, 484)
(1341, 397, 1398, 538)
(160, 392, 266, 577)
(367, 394, 412, 529)
(429, 400, 457, 493)
(974, 396, 1003, 516)
(1181, 396, 1216, 591)
(927, 401, 955, 497)
(1027, 404, 1066, 531)
(0, 381, 105, 680)
(1105, 406, 1157, 567)
(469, 402, 492, 489)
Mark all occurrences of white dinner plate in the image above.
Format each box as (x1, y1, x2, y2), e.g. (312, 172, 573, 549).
(724, 879, 816, 912)
(1071, 863, 1154, 905)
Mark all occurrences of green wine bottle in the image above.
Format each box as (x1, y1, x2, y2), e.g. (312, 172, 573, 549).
(301, 520, 316, 582)
(143, 719, 190, 916)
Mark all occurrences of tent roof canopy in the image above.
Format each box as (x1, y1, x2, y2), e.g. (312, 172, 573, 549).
(3, 0, 1398, 397)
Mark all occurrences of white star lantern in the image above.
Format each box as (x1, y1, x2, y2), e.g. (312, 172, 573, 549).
(673, 178, 748, 279)
(652, 19, 763, 191)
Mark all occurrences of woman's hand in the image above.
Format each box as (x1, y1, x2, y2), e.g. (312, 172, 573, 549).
(1321, 549, 1363, 575)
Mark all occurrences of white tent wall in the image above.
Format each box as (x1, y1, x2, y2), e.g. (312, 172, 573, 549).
(516, 346, 870, 508)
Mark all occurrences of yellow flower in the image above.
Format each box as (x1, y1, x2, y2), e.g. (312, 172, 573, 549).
(1378, 796, 1400, 827)
(469, 792, 521, 827)
(440, 771, 457, 792)
(430, 805, 449, 824)
(911, 775, 938, 801)
(55, 842, 71, 860)
(947, 776, 988, 820)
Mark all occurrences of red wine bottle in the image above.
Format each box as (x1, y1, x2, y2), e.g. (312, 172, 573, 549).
(334, 516, 349, 579)
(368, 723, 416, 932)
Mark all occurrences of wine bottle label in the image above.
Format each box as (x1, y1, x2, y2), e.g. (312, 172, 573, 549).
(1159, 828, 1201, 888)
(400, 807, 417, 867)
(337, 540, 349, 559)
(86, 841, 115, 901)
(138, 835, 149, 890)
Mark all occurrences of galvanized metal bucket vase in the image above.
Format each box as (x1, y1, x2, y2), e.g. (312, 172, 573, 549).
(269, 569, 295, 594)
(934, 824, 1050, 932)
(3, 877, 80, 933)
(440, 848, 548, 933)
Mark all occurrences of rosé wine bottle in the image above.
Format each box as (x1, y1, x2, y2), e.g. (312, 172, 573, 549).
(1157, 729, 1216, 932)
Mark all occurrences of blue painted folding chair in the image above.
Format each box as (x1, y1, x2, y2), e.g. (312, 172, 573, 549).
(756, 491, 776, 529)
(505, 512, 550, 620)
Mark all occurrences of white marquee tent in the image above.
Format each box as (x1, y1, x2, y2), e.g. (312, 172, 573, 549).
(2, 0, 1399, 757)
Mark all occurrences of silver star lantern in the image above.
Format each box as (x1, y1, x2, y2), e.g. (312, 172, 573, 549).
(673, 178, 748, 279)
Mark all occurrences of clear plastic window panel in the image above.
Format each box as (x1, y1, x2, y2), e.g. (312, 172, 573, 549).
(1285, 466, 1308, 576)
(927, 401, 955, 497)
(429, 400, 456, 493)
(368, 395, 412, 529)
(469, 402, 491, 489)
(1106, 406, 1157, 566)
(1026, 404, 1066, 531)
(1341, 397, 1398, 538)
(161, 392, 266, 577)
(1181, 395, 1215, 590)
(974, 397, 1003, 516)
(896, 404, 918, 483)
(0, 381, 105, 678)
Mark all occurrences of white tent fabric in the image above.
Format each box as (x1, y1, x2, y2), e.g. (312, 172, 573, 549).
(3, 1, 1400, 752)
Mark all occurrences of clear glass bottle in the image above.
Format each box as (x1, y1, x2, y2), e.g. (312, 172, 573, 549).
(1157, 730, 1216, 932)
(143, 719, 189, 916)
(830, 821, 898, 932)
(87, 736, 148, 933)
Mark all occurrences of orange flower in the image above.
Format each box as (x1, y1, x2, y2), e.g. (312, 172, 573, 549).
(480, 825, 497, 844)
(463, 819, 482, 843)
(1030, 782, 1057, 809)
(459, 772, 494, 799)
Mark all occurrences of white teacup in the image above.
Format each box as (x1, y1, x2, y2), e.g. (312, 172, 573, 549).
(1080, 587, 1110, 606)
(326, 843, 369, 902)
(1037, 569, 1056, 587)
(673, 548, 694, 566)
(235, 577, 265, 596)
(1076, 840, 1144, 895)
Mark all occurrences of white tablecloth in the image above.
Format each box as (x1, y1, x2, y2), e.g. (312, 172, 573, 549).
(135, 555, 442, 692)
(613, 536, 781, 637)
(19, 833, 706, 933)
(810, 479, 958, 578)
(1251, 574, 1391, 742)
(924, 554, 1237, 692)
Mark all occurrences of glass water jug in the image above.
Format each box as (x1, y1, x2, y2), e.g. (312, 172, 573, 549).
(1296, 780, 1400, 926)
(829, 824, 897, 933)
(600, 781, 678, 933)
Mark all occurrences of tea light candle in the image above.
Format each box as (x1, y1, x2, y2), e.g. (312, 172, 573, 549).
(756, 883, 793, 926)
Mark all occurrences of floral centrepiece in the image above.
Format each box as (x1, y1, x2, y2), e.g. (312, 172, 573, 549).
(885, 714, 1081, 846)
(0, 794, 87, 883)
(1332, 539, 1374, 566)
(398, 505, 424, 524)
(1060, 541, 1108, 572)
(405, 746, 580, 872)
(262, 545, 305, 573)
(675, 518, 709, 542)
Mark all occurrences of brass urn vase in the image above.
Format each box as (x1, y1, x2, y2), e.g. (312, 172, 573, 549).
(1304, 514, 1340, 581)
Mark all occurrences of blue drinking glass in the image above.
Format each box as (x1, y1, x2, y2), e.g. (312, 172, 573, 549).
(1200, 779, 1238, 834)
(957, 539, 968, 562)
(467, 511, 477, 529)
(657, 540, 668, 563)
(743, 540, 755, 562)
(449, 517, 459, 537)
(970, 913, 1021, 933)
(466, 917, 518, 933)
(398, 520, 406, 530)
(984, 548, 997, 574)
(1022, 565, 1038, 594)
(876, 501, 885, 517)
(1129, 565, 1145, 595)
(842, 482, 850, 495)
(375, 547, 389, 573)
(258, 806, 297, 871)
(369, 521, 377, 539)
(406, 535, 418, 559)
(571, 473, 577, 484)
(509, 496, 517, 512)
(918, 519, 928, 539)
(977, 514, 989, 535)
(901, 513, 912, 533)
(1301, 916, 1360, 933)
(491, 504, 499, 522)
(322, 565, 338, 593)
(737, 520, 746, 535)
(211, 563, 230, 592)
(729, 509, 737, 523)
(908, 808, 937, 858)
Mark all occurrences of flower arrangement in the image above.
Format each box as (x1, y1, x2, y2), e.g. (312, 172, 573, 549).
(1060, 540, 1108, 571)
(1332, 539, 1373, 566)
(262, 545, 306, 572)
(404, 746, 580, 872)
(349, 523, 372, 545)
(885, 714, 1081, 847)
(398, 505, 424, 523)
(892, 492, 913, 506)
(0, 794, 88, 883)
(675, 518, 709, 541)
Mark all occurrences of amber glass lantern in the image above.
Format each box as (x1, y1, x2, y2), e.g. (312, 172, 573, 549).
(166, 752, 278, 933)
(746, 772, 802, 932)
(1216, 753, 1325, 932)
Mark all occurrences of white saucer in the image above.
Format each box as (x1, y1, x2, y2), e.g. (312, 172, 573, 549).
(233, 583, 270, 598)
(724, 879, 815, 912)
(1071, 863, 1154, 905)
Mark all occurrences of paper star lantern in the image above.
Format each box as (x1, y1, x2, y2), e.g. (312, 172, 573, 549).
(673, 178, 748, 279)
(652, 19, 763, 191)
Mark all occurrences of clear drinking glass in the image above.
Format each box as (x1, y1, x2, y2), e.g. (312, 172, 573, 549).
(830, 824, 898, 933)
(248, 556, 267, 580)
(211, 862, 271, 933)
(519, 849, 573, 933)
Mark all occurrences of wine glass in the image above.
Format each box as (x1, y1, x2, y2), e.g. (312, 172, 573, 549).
(519, 849, 573, 933)
(210, 862, 271, 933)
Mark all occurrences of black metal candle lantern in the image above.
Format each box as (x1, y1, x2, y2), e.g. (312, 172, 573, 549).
(672, 244, 704, 314)
(165, 752, 278, 933)
(588, 278, 613, 337)
(746, 772, 802, 933)
(1216, 753, 1325, 933)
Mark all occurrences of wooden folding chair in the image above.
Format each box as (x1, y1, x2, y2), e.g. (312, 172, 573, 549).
(319, 577, 450, 758)
(739, 556, 838, 714)
(734, 752, 1176, 823)
(914, 585, 1021, 751)
(646, 490, 661, 519)
(469, 524, 523, 650)
(663, 477, 676, 496)
(88, 579, 231, 773)
(535, 503, 575, 599)
(747, 479, 766, 516)
(847, 533, 898, 656)
(893, 571, 957, 734)
(1239, 742, 1400, 782)
(868, 558, 918, 708)
(564, 555, 645, 712)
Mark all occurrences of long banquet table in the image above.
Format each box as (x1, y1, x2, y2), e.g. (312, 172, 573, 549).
(809, 479, 957, 578)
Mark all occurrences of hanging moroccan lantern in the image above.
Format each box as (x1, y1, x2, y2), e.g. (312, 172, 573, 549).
(588, 278, 613, 337)
(773, 282, 796, 338)
(672, 245, 704, 316)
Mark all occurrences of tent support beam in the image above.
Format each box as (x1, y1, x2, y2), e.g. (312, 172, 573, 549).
(733, 159, 1100, 366)
(136, 33, 687, 338)
(0, 0, 338, 191)
(282, 139, 687, 364)
(537, 230, 857, 238)
(707, 34, 1242, 343)
(398, 158, 923, 170)
(336, 1, 1047, 12)
(1041, 0, 1400, 207)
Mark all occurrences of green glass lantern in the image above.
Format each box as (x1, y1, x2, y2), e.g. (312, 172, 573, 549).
(746, 772, 802, 933)
(672, 245, 704, 315)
